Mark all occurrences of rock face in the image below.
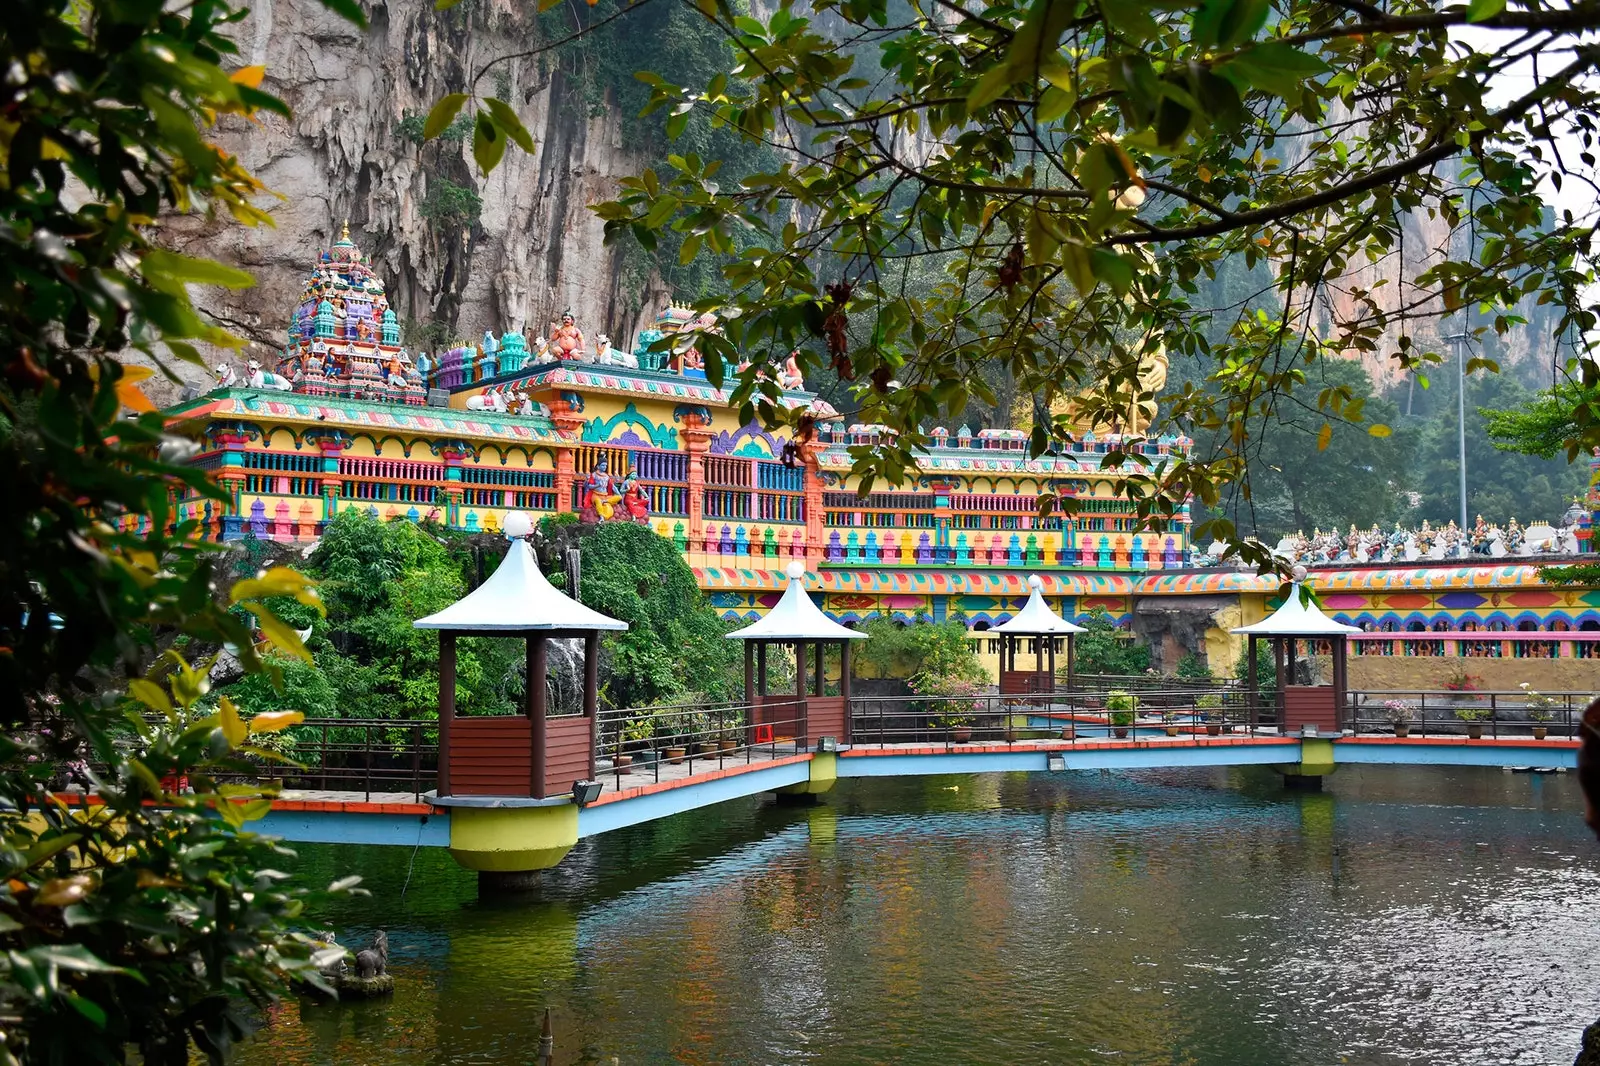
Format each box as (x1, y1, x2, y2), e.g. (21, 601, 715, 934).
(163, 0, 670, 398)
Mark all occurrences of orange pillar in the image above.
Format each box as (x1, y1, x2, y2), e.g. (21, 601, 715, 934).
(682, 411, 712, 547)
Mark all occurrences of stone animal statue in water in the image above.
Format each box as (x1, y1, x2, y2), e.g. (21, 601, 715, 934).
(246, 359, 293, 390)
(355, 929, 388, 978)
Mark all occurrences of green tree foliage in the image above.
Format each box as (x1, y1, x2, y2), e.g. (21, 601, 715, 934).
(1070, 609, 1151, 677)
(222, 510, 522, 721)
(452, 0, 1600, 567)
(855, 616, 985, 685)
(1484, 378, 1600, 463)
(0, 0, 363, 1058)
(1218, 358, 1409, 537)
(538, 518, 743, 707)
(1406, 370, 1588, 525)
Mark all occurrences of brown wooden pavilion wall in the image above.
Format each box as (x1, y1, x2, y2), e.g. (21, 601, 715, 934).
(436, 630, 599, 800)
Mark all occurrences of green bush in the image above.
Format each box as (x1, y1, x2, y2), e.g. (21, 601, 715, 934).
(1175, 652, 1213, 680)
(857, 616, 985, 684)
(539, 518, 742, 708)
(1071, 608, 1151, 676)
(1106, 689, 1138, 726)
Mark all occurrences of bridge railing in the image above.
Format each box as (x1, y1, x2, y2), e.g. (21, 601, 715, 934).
(592, 698, 809, 790)
(849, 689, 1279, 747)
(195, 717, 438, 801)
(1344, 689, 1590, 740)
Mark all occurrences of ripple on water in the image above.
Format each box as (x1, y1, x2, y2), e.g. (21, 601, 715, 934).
(233, 766, 1600, 1066)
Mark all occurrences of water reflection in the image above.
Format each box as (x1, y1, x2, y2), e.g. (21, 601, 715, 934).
(235, 766, 1600, 1066)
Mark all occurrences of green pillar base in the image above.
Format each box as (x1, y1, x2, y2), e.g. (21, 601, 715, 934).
(448, 803, 578, 874)
(775, 752, 837, 797)
(1277, 737, 1336, 788)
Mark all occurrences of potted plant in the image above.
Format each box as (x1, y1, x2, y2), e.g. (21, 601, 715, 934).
(1444, 667, 1483, 693)
(1520, 682, 1555, 740)
(688, 710, 718, 755)
(1455, 705, 1491, 740)
(659, 709, 689, 764)
(1107, 690, 1138, 739)
(618, 713, 654, 770)
(915, 674, 984, 743)
(1161, 708, 1183, 738)
(1197, 693, 1224, 736)
(1383, 698, 1415, 738)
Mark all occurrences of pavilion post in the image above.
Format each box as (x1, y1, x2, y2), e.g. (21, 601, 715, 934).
(1246, 634, 1258, 727)
(584, 631, 599, 777)
(1066, 634, 1075, 693)
(1272, 637, 1285, 719)
(814, 641, 825, 696)
(438, 631, 456, 797)
(795, 640, 808, 746)
(1332, 638, 1349, 729)
(744, 640, 755, 704)
(840, 641, 853, 744)
(529, 635, 548, 799)
(1034, 634, 1045, 690)
(757, 642, 768, 696)
(1046, 636, 1056, 696)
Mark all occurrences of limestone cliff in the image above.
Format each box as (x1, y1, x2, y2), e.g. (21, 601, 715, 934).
(158, 0, 671, 399)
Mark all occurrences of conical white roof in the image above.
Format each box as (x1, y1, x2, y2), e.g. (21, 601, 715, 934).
(991, 575, 1086, 635)
(726, 562, 864, 642)
(413, 536, 627, 633)
(1231, 584, 1360, 637)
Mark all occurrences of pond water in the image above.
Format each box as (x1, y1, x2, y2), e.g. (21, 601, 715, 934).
(233, 765, 1600, 1066)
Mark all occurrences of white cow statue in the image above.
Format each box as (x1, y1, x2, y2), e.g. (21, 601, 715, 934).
(246, 360, 293, 391)
(594, 333, 638, 369)
(214, 364, 239, 389)
(466, 388, 508, 413)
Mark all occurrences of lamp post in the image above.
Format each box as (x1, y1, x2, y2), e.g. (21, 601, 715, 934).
(1446, 330, 1470, 532)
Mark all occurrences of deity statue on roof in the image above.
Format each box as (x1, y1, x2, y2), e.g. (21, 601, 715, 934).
(579, 457, 622, 521)
(619, 472, 651, 522)
(549, 310, 586, 360)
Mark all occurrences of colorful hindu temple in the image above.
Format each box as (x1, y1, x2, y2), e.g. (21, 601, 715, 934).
(163, 230, 1600, 690)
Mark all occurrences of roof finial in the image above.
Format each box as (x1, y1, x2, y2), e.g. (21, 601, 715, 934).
(340, 217, 350, 243)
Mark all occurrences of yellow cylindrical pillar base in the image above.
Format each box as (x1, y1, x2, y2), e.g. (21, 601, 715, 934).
(448, 804, 578, 873)
(1278, 737, 1337, 789)
(776, 752, 838, 797)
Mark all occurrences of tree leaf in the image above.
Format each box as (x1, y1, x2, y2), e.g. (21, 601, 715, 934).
(1466, 0, 1505, 21)
(229, 66, 266, 89)
(423, 94, 469, 140)
(231, 566, 324, 612)
(127, 679, 171, 713)
(243, 604, 312, 663)
(316, 0, 368, 25)
(484, 97, 535, 154)
(472, 112, 507, 175)
(1222, 43, 1330, 99)
(1368, 424, 1393, 438)
(1316, 422, 1332, 451)
(141, 250, 255, 292)
(966, 62, 1015, 113)
(218, 696, 248, 747)
(249, 710, 306, 734)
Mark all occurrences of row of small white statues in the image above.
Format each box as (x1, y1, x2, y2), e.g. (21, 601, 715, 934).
(1193, 515, 1585, 567)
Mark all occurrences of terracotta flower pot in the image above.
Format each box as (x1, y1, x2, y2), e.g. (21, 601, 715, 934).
(1113, 727, 1129, 739)
(1205, 723, 1222, 737)
(613, 754, 634, 773)
(1060, 727, 1076, 741)
(1164, 726, 1180, 737)
(663, 746, 687, 764)
(1394, 724, 1410, 738)
(950, 727, 972, 744)
(717, 739, 738, 754)
(1532, 726, 1548, 740)
(1466, 723, 1485, 740)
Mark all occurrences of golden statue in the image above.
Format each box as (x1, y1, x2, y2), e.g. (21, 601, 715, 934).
(1048, 340, 1168, 436)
